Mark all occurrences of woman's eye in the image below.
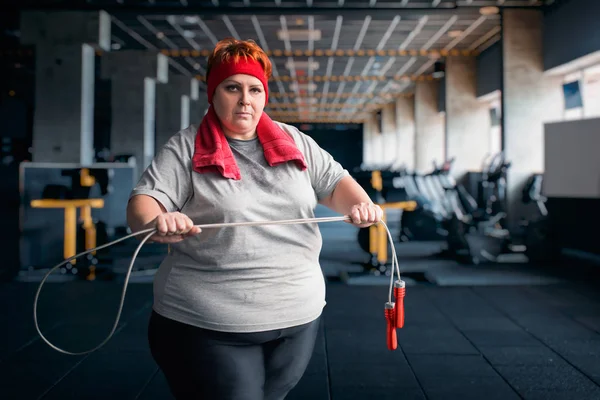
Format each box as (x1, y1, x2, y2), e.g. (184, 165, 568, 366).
(225, 85, 261, 93)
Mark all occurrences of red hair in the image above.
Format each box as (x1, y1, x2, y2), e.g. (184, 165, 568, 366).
(206, 38, 272, 80)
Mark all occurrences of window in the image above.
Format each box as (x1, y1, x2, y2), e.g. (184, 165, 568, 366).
(583, 64, 600, 118)
(489, 101, 502, 156)
(563, 71, 584, 120)
(482, 92, 502, 157)
(560, 64, 600, 120)
(375, 109, 383, 135)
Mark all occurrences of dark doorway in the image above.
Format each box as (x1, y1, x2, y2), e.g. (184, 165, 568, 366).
(293, 123, 363, 172)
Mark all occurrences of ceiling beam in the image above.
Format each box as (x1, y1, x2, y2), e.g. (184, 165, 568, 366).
(269, 92, 413, 99)
(274, 118, 366, 124)
(266, 102, 392, 109)
(9, 4, 534, 17)
(148, 48, 480, 58)
(194, 74, 438, 82)
(268, 110, 368, 116)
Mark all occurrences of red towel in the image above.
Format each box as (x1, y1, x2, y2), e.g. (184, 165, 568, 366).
(192, 107, 308, 180)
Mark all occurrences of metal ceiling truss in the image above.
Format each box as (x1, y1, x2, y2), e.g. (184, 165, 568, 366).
(269, 92, 413, 99)
(195, 74, 438, 82)
(152, 48, 480, 57)
(10, 1, 548, 15)
(12, 0, 549, 123)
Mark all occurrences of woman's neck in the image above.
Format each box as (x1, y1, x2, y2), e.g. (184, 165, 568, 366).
(221, 126, 257, 141)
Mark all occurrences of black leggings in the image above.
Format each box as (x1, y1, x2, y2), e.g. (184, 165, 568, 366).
(148, 310, 320, 400)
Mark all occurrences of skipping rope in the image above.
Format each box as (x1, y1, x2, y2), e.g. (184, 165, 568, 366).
(33, 216, 406, 355)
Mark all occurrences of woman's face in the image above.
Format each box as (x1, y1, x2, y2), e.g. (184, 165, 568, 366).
(212, 74, 266, 140)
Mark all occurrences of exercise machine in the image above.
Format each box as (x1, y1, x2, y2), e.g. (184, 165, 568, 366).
(399, 159, 456, 242)
(19, 163, 137, 281)
(31, 168, 111, 280)
(521, 174, 559, 264)
(443, 158, 546, 265)
(358, 200, 417, 276)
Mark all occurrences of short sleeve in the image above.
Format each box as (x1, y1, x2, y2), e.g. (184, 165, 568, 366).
(129, 129, 194, 212)
(292, 128, 350, 200)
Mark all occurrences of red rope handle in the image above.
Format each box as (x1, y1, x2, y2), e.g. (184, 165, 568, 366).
(393, 280, 406, 329)
(385, 302, 398, 351)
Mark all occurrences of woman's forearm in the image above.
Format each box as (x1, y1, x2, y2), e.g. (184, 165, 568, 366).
(320, 175, 373, 215)
(126, 194, 167, 233)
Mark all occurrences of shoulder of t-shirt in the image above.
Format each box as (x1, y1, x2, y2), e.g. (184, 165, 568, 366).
(162, 124, 197, 157)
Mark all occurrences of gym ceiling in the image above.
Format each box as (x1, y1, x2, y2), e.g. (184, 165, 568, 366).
(9, 0, 558, 124)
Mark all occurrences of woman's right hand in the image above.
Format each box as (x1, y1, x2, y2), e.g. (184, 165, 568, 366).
(148, 212, 202, 244)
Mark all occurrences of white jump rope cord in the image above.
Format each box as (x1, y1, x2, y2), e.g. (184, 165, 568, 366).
(33, 216, 400, 356)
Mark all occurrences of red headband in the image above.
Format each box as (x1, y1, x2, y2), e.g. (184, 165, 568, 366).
(206, 57, 269, 105)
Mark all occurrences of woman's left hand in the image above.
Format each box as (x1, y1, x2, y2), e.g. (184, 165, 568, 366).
(348, 202, 383, 228)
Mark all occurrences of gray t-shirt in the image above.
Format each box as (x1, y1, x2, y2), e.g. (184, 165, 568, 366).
(130, 122, 349, 332)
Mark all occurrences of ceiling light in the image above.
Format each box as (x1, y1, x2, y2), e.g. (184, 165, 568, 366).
(111, 43, 121, 50)
(193, 63, 201, 70)
(290, 82, 318, 91)
(448, 30, 463, 38)
(277, 29, 322, 41)
(480, 6, 500, 16)
(285, 60, 320, 70)
(295, 97, 318, 104)
(184, 16, 200, 24)
(156, 32, 165, 39)
(182, 30, 196, 38)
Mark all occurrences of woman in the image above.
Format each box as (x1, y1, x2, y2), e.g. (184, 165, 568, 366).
(126, 37, 382, 400)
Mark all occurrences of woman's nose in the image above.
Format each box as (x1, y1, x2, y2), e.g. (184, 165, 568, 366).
(239, 91, 251, 105)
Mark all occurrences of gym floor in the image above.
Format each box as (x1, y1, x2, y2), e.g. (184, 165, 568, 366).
(2, 207, 600, 400)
